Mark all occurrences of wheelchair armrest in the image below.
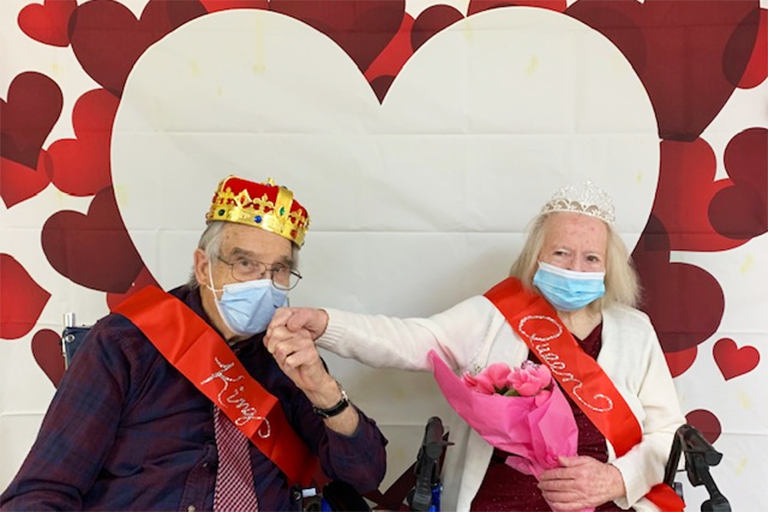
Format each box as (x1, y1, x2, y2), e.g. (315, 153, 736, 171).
(61, 325, 91, 369)
(409, 416, 452, 512)
(664, 424, 731, 512)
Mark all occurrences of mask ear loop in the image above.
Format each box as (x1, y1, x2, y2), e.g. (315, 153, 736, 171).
(206, 259, 243, 337)
(206, 259, 224, 294)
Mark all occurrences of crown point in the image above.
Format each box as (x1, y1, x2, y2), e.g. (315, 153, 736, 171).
(541, 180, 616, 224)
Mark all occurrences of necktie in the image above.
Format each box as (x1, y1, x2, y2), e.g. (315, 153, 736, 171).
(213, 407, 260, 512)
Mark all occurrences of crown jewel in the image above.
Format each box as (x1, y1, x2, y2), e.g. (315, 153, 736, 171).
(206, 175, 310, 246)
(540, 180, 615, 224)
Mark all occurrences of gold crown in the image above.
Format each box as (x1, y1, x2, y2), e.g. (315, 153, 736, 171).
(540, 180, 616, 224)
(206, 176, 310, 246)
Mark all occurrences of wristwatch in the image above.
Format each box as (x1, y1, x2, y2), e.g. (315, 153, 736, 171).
(312, 383, 350, 419)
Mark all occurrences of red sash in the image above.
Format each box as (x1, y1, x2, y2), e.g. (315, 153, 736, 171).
(485, 277, 684, 511)
(112, 285, 318, 487)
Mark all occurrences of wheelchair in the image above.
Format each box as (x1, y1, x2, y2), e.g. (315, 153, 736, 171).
(62, 314, 730, 512)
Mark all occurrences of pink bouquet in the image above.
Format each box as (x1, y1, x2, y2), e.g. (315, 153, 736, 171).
(429, 350, 583, 503)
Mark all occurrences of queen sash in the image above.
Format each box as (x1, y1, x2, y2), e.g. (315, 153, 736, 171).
(112, 285, 318, 487)
(485, 277, 684, 511)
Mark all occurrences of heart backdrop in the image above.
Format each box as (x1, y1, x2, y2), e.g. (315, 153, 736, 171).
(111, 7, 660, 312)
(1, 1, 766, 508)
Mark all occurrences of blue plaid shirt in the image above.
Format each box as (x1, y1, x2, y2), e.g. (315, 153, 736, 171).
(1, 286, 387, 511)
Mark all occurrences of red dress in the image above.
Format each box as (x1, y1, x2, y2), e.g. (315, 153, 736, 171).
(471, 323, 624, 511)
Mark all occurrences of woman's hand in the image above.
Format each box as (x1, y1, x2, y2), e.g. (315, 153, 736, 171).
(268, 307, 329, 340)
(538, 455, 626, 510)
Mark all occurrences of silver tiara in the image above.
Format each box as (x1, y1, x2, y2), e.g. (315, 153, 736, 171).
(540, 180, 616, 224)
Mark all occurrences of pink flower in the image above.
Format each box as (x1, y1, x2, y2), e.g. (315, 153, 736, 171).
(508, 361, 552, 397)
(484, 362, 513, 391)
(461, 371, 483, 391)
(463, 362, 513, 394)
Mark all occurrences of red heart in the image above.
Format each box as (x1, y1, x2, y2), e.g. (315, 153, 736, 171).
(567, 0, 759, 140)
(653, 139, 748, 252)
(738, 8, 767, 89)
(365, 14, 415, 102)
(0, 152, 52, 208)
(410, 6, 462, 54)
(69, 0, 206, 96)
(31, 329, 66, 388)
(271, 0, 405, 75)
(713, 338, 760, 380)
(664, 346, 697, 378)
(69, 1, 156, 97)
(1, 71, 63, 169)
(709, 127, 768, 240)
(106, 266, 160, 311)
(633, 215, 724, 356)
(47, 89, 118, 196)
(18, 0, 77, 47)
(0, 255, 51, 340)
(685, 409, 722, 444)
(41, 187, 144, 293)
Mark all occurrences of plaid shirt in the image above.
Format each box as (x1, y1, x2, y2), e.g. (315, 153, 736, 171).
(1, 286, 387, 511)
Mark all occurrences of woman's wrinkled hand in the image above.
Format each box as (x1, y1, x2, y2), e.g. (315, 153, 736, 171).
(538, 455, 625, 511)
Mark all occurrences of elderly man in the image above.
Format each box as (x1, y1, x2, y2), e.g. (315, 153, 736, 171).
(1, 176, 387, 511)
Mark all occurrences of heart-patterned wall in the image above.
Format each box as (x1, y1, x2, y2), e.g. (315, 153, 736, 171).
(1, 0, 766, 509)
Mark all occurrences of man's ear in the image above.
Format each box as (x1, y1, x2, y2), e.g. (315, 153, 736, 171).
(193, 248, 210, 288)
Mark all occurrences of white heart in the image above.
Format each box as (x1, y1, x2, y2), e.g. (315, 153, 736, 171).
(112, 6, 658, 312)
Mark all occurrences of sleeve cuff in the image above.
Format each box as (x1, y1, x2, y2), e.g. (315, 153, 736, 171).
(324, 408, 377, 460)
(611, 457, 646, 507)
(316, 309, 347, 348)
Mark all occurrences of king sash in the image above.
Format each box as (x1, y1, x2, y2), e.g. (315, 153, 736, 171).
(113, 285, 318, 487)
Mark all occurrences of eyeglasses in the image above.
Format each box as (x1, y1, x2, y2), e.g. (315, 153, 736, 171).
(216, 255, 302, 290)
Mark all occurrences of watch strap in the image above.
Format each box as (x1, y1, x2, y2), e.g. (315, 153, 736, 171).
(312, 388, 350, 419)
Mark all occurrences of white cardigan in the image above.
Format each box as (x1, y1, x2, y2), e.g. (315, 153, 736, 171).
(317, 295, 685, 511)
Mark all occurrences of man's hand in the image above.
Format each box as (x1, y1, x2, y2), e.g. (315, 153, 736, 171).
(538, 456, 625, 510)
(268, 307, 329, 341)
(265, 324, 359, 435)
(265, 325, 331, 393)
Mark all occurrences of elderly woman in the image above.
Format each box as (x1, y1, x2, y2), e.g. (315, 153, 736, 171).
(266, 181, 685, 512)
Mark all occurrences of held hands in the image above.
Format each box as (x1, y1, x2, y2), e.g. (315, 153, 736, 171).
(265, 325, 330, 396)
(265, 319, 360, 435)
(268, 307, 329, 341)
(265, 307, 332, 401)
(538, 456, 626, 511)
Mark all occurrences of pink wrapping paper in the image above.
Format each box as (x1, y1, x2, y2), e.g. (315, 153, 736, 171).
(429, 350, 593, 512)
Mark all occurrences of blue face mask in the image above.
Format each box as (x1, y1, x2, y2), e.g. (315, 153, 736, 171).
(208, 264, 288, 336)
(532, 261, 606, 311)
